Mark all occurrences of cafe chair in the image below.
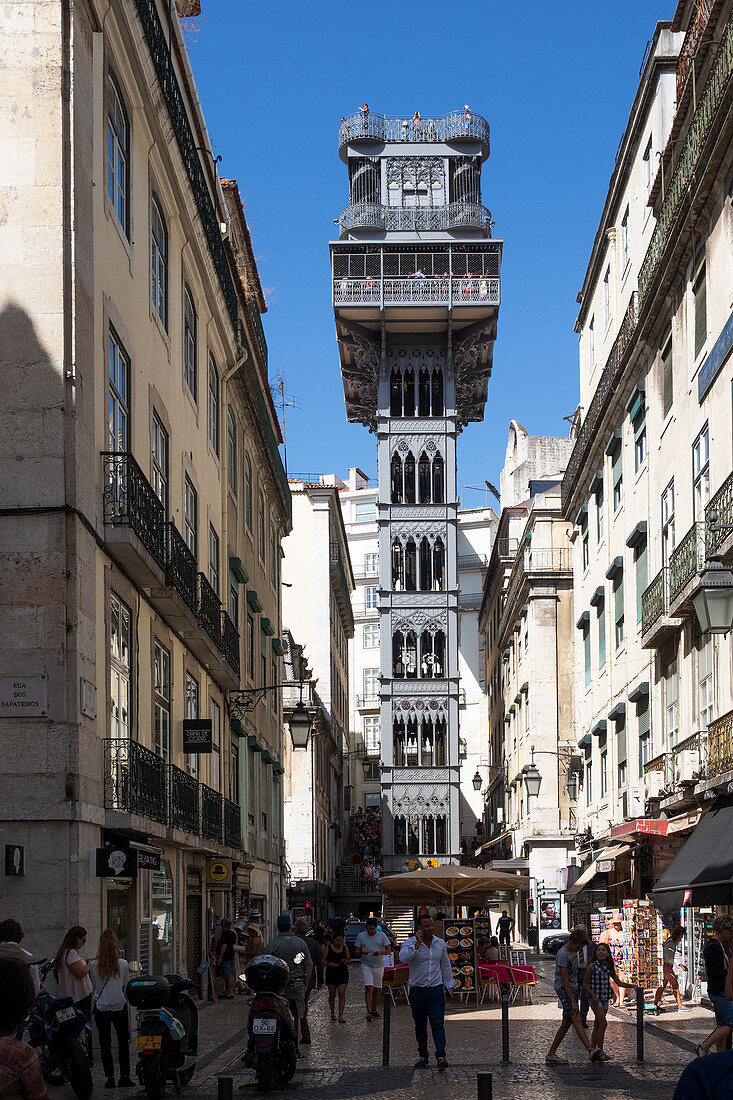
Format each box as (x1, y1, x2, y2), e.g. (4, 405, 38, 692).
(382, 965, 409, 1005)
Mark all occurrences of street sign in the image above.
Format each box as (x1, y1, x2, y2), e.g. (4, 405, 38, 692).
(0, 676, 47, 717)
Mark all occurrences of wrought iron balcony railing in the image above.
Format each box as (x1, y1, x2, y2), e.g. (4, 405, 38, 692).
(706, 470, 733, 554)
(641, 567, 669, 634)
(338, 110, 491, 150)
(333, 275, 500, 307)
(102, 452, 168, 569)
(339, 201, 491, 234)
(133, 0, 237, 328)
(224, 796, 243, 849)
(561, 293, 639, 512)
(639, 8, 733, 306)
(197, 573, 222, 648)
(201, 783, 224, 842)
(166, 523, 198, 614)
(356, 694, 380, 707)
(330, 541, 352, 597)
(168, 763, 199, 834)
(221, 610, 240, 677)
(354, 565, 379, 579)
(496, 538, 519, 560)
(676, 0, 716, 103)
(246, 296, 268, 373)
(668, 522, 705, 602)
(104, 738, 167, 825)
(706, 708, 733, 777)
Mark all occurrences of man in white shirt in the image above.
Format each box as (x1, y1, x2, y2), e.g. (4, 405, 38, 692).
(354, 917, 391, 1020)
(399, 913, 456, 1069)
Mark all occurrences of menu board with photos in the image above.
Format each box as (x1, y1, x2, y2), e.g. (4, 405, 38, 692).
(444, 919, 476, 993)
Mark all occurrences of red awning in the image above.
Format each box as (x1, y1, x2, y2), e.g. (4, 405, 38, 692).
(610, 818, 668, 839)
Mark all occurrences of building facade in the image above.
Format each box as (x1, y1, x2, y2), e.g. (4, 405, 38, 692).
(480, 424, 577, 939)
(0, 0, 290, 966)
(332, 108, 502, 871)
(281, 479, 355, 917)
(564, 3, 733, 920)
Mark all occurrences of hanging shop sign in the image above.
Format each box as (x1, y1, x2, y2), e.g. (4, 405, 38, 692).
(611, 818, 668, 839)
(96, 847, 138, 878)
(206, 858, 232, 887)
(136, 849, 162, 872)
(597, 859, 615, 874)
(182, 719, 213, 754)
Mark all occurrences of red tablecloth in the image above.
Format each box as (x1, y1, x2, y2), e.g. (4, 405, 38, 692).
(383, 965, 409, 980)
(478, 962, 537, 984)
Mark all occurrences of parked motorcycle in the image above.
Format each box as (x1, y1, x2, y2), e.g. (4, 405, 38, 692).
(27, 964, 93, 1100)
(241, 955, 297, 1093)
(127, 973, 199, 1099)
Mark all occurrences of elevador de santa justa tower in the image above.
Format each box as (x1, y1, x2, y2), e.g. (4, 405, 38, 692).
(331, 108, 502, 871)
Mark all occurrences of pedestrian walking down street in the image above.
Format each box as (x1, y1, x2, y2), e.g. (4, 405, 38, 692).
(546, 929, 599, 1064)
(655, 927, 689, 1013)
(496, 910, 513, 947)
(216, 919, 237, 999)
(574, 925, 595, 1028)
(399, 913, 456, 1071)
(264, 915, 312, 1054)
(322, 933, 350, 1023)
(90, 929, 133, 1088)
(0, 956, 50, 1100)
(295, 919, 323, 1044)
(696, 915, 733, 1058)
(354, 917, 391, 1021)
(582, 943, 642, 1061)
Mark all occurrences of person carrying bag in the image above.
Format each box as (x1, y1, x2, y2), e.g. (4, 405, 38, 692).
(89, 929, 133, 1088)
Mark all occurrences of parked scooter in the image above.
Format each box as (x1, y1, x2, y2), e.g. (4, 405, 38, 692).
(127, 973, 199, 1099)
(27, 963, 93, 1100)
(241, 955, 297, 1093)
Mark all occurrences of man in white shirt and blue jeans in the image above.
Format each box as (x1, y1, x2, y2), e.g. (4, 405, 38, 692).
(399, 914, 456, 1069)
(354, 917, 391, 1020)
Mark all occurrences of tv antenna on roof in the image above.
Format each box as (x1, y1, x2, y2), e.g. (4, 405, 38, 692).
(273, 374, 302, 476)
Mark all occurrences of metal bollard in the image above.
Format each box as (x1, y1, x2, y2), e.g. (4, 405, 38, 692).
(501, 984, 510, 1063)
(218, 1077, 234, 1100)
(477, 1070, 493, 1099)
(636, 988, 644, 1063)
(382, 993, 391, 1067)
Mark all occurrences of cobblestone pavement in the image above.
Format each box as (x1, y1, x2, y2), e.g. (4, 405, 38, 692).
(47, 955, 716, 1098)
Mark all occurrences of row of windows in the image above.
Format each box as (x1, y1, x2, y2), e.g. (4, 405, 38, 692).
(394, 814, 448, 855)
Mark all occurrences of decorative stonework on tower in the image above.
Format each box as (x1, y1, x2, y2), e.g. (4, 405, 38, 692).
(331, 109, 502, 869)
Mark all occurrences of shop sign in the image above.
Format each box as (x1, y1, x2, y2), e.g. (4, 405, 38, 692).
(611, 818, 668, 839)
(5, 845, 24, 876)
(597, 859, 614, 874)
(96, 847, 138, 878)
(182, 719, 213, 753)
(0, 676, 47, 716)
(136, 849, 161, 871)
(206, 858, 232, 887)
(186, 871, 202, 891)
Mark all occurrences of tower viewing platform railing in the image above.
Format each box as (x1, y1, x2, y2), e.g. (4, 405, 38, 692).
(339, 201, 492, 235)
(334, 275, 500, 308)
(338, 110, 490, 155)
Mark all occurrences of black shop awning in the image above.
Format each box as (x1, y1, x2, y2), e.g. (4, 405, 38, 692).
(653, 796, 733, 910)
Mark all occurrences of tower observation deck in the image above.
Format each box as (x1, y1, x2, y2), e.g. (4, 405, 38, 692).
(331, 108, 502, 870)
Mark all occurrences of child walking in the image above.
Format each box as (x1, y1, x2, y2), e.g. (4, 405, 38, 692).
(583, 942, 642, 1061)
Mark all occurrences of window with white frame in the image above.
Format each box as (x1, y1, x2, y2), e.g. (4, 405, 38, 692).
(638, 699, 650, 777)
(600, 743, 608, 798)
(364, 552, 379, 574)
(635, 538, 648, 624)
(183, 286, 197, 399)
(583, 619, 591, 688)
(620, 208, 629, 272)
(664, 657, 679, 745)
(153, 639, 170, 761)
(363, 715, 380, 754)
(108, 328, 130, 452)
(107, 73, 129, 233)
(210, 699, 221, 791)
(363, 668, 379, 701)
(617, 717, 627, 788)
(150, 194, 168, 328)
(596, 481, 605, 544)
(614, 571, 624, 649)
(597, 598, 606, 669)
(612, 443, 623, 512)
(208, 525, 219, 595)
(581, 511, 589, 570)
(185, 673, 199, 777)
(603, 267, 611, 328)
(151, 412, 168, 511)
(697, 635, 714, 731)
(585, 757, 593, 806)
(662, 481, 675, 566)
(363, 623, 379, 648)
(208, 354, 219, 456)
(693, 424, 710, 520)
(365, 585, 378, 610)
(631, 391, 646, 471)
(110, 592, 131, 740)
(355, 501, 377, 522)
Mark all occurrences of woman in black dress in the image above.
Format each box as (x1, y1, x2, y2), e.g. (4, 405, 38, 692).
(322, 932, 350, 1022)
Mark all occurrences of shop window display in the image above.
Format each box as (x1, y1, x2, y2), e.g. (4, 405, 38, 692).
(152, 859, 174, 973)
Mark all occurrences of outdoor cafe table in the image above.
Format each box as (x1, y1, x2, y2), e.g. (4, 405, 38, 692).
(478, 961, 537, 984)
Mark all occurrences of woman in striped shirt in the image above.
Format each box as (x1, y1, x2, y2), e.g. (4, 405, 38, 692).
(583, 943, 642, 1061)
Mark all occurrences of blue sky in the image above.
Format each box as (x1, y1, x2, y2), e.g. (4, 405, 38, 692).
(188, 0, 668, 501)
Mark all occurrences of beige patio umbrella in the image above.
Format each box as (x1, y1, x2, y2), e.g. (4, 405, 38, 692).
(379, 865, 529, 911)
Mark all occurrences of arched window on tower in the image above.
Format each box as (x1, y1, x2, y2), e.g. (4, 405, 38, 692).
(423, 816, 436, 853)
(435, 717, 447, 765)
(393, 719, 406, 766)
(419, 537, 432, 591)
(404, 631, 418, 678)
(406, 718, 418, 765)
(403, 451, 416, 503)
(418, 369, 431, 417)
(404, 539, 417, 592)
(432, 452, 445, 503)
(420, 630, 445, 678)
(421, 718, 435, 766)
(436, 814, 447, 853)
(392, 539, 404, 590)
(404, 369, 416, 417)
(432, 370, 444, 416)
(392, 631, 405, 678)
(391, 453, 403, 503)
(390, 369, 402, 417)
(433, 537, 445, 590)
(418, 451, 431, 503)
(407, 816, 420, 854)
(394, 815, 407, 853)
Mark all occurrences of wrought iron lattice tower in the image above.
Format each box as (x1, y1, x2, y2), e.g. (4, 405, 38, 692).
(331, 109, 502, 869)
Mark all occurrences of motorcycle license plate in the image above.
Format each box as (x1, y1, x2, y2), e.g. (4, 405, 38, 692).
(137, 1035, 163, 1051)
(252, 1018, 277, 1035)
(54, 1007, 76, 1024)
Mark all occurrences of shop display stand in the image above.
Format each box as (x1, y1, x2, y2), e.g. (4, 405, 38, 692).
(621, 899, 662, 1009)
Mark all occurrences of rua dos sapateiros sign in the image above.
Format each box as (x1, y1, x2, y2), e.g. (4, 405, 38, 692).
(182, 719, 213, 753)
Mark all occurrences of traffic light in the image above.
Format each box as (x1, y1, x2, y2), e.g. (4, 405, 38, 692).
(527, 898, 534, 911)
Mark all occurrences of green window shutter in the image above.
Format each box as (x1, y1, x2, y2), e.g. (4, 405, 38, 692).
(638, 700, 650, 737)
(584, 627, 591, 687)
(694, 265, 707, 358)
(598, 605, 606, 668)
(635, 542, 648, 623)
(614, 575, 624, 622)
(617, 719, 627, 763)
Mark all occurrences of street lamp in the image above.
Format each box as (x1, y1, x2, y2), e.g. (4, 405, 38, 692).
(691, 556, 733, 634)
(472, 769, 482, 791)
(230, 663, 314, 750)
(522, 746, 582, 801)
(287, 701, 313, 749)
(523, 762, 542, 799)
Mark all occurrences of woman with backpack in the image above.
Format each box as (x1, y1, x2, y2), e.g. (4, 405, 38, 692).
(89, 929, 133, 1088)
